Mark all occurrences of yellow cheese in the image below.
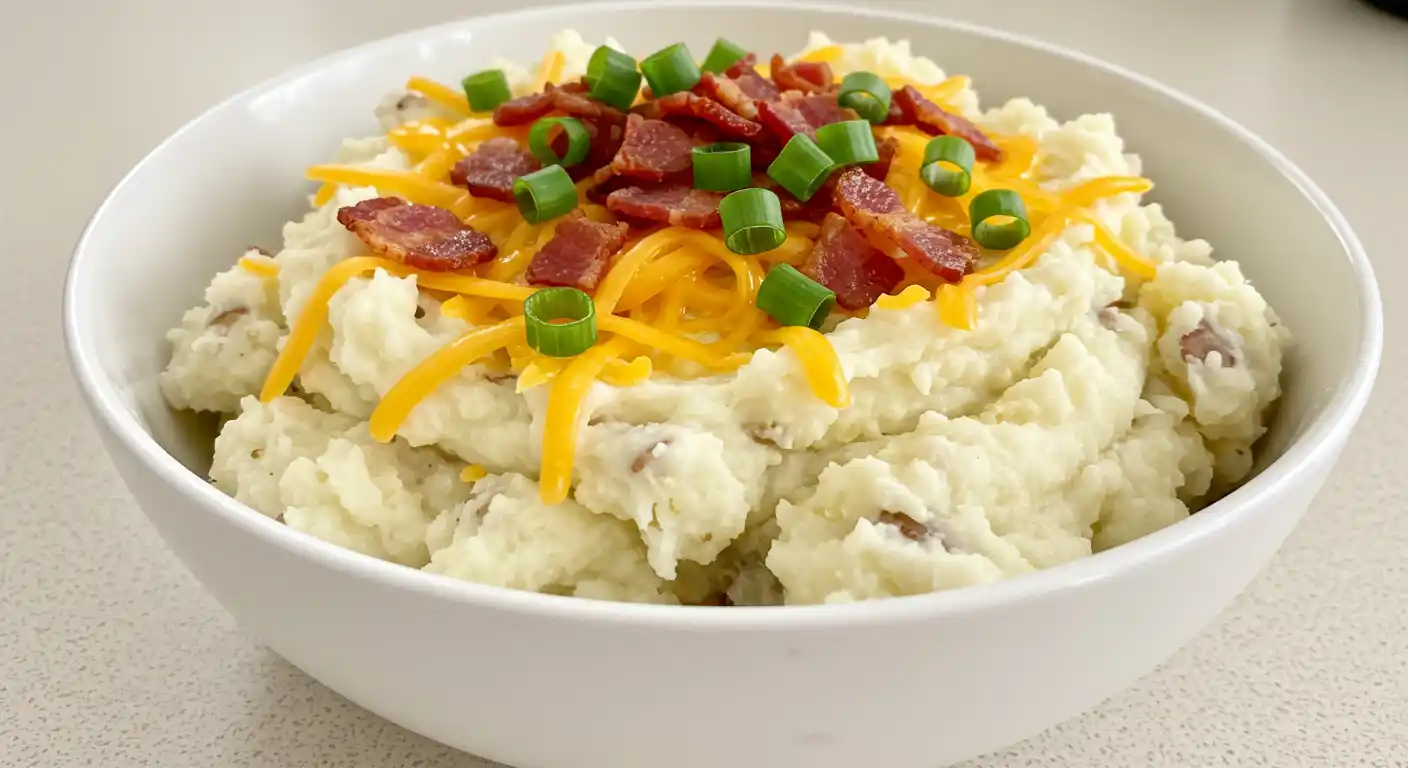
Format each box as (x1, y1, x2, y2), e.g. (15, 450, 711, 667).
(405, 76, 473, 116)
(416, 148, 459, 182)
(313, 183, 338, 207)
(305, 165, 464, 208)
(1075, 212, 1158, 280)
(539, 337, 630, 504)
(615, 251, 709, 311)
(798, 45, 844, 63)
(874, 284, 930, 310)
(368, 316, 527, 441)
(755, 327, 851, 408)
(593, 229, 683, 314)
(237, 255, 280, 278)
(532, 50, 566, 92)
(460, 464, 488, 482)
(598, 315, 749, 371)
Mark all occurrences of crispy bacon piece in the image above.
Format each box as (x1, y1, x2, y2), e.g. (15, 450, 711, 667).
(801, 214, 904, 310)
(866, 136, 901, 182)
(757, 93, 857, 142)
(493, 81, 626, 127)
(725, 55, 782, 102)
(633, 91, 763, 139)
(693, 72, 759, 120)
(832, 168, 978, 283)
(525, 211, 630, 290)
(611, 114, 697, 181)
(891, 85, 1003, 162)
(449, 138, 540, 202)
(770, 54, 834, 95)
(605, 185, 724, 229)
(338, 197, 496, 272)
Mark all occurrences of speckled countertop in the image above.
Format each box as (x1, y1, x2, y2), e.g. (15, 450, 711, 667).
(3, 0, 1405, 765)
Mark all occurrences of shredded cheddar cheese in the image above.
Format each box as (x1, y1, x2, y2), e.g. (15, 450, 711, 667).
(306, 166, 464, 208)
(875, 284, 931, 310)
(756, 327, 851, 408)
(539, 337, 630, 504)
(238, 255, 280, 278)
(460, 464, 488, 482)
(532, 50, 566, 93)
(405, 76, 473, 116)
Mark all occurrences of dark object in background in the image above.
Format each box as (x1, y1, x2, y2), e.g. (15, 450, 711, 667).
(1362, 0, 1408, 20)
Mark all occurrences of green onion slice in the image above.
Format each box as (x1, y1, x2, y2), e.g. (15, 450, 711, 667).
(585, 46, 642, 111)
(719, 188, 786, 255)
(528, 117, 591, 168)
(919, 136, 976, 197)
(524, 287, 598, 357)
(640, 43, 701, 97)
(814, 120, 879, 167)
(767, 135, 835, 202)
(462, 69, 513, 112)
(968, 189, 1031, 250)
(513, 165, 578, 224)
(700, 37, 749, 74)
(692, 143, 752, 192)
(755, 264, 835, 330)
(837, 71, 893, 124)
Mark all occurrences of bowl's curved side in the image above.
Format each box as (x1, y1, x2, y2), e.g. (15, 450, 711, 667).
(62, 3, 1381, 767)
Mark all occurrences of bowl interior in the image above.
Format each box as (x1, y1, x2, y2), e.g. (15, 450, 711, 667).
(68, 2, 1369, 518)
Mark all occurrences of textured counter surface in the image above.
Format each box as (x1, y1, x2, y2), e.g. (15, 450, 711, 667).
(3, 0, 1405, 765)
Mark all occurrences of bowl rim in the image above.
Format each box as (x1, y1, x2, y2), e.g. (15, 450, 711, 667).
(63, 0, 1382, 629)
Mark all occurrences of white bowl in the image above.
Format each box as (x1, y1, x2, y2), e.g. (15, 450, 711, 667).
(62, 2, 1382, 766)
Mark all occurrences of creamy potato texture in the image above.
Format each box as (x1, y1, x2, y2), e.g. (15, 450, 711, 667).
(161, 30, 1289, 605)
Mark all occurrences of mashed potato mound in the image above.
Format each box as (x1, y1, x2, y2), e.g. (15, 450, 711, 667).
(161, 32, 1290, 605)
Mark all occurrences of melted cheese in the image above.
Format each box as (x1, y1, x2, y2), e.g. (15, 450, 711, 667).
(598, 315, 750, 371)
(305, 166, 464, 208)
(405, 76, 473, 116)
(756, 327, 852, 408)
(593, 229, 684, 314)
(532, 50, 566, 92)
(875, 284, 931, 310)
(237, 255, 280, 278)
(539, 337, 630, 504)
(460, 464, 488, 482)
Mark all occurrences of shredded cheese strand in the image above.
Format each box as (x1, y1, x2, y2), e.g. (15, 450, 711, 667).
(369, 316, 526, 441)
(238, 255, 280, 278)
(460, 464, 488, 482)
(1076, 212, 1158, 279)
(593, 229, 683, 314)
(306, 166, 464, 208)
(598, 315, 749, 371)
(756, 327, 852, 408)
(539, 337, 630, 504)
(532, 50, 566, 92)
(875, 284, 931, 310)
(406, 76, 473, 116)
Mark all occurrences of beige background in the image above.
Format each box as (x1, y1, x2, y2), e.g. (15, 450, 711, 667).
(4, 0, 1405, 765)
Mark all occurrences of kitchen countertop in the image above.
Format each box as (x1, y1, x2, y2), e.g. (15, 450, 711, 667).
(3, 0, 1404, 765)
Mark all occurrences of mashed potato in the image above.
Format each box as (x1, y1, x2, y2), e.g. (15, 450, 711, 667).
(161, 32, 1289, 605)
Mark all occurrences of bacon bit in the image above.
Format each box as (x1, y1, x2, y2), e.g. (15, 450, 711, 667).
(757, 93, 857, 143)
(493, 81, 626, 128)
(449, 138, 541, 203)
(865, 136, 901, 182)
(634, 91, 764, 139)
(833, 168, 977, 283)
(525, 211, 629, 291)
(892, 86, 1003, 162)
(1180, 320, 1239, 367)
(606, 185, 724, 229)
(725, 55, 782, 103)
(770, 54, 834, 94)
(877, 510, 930, 542)
(611, 114, 697, 181)
(775, 185, 835, 222)
(801, 214, 904, 310)
(693, 72, 759, 120)
(338, 197, 497, 272)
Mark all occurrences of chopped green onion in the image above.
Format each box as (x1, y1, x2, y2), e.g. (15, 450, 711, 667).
(528, 117, 591, 168)
(969, 189, 1031, 250)
(767, 135, 834, 202)
(640, 43, 701, 97)
(920, 136, 976, 197)
(513, 165, 578, 224)
(692, 143, 752, 192)
(585, 45, 642, 111)
(837, 71, 892, 124)
(700, 37, 749, 74)
(814, 120, 879, 167)
(524, 287, 598, 357)
(462, 69, 513, 112)
(755, 264, 835, 330)
(719, 188, 786, 255)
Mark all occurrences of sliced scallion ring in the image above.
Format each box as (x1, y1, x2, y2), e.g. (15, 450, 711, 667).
(968, 189, 1031, 250)
(640, 42, 701, 97)
(513, 165, 578, 224)
(767, 135, 834, 202)
(524, 287, 598, 357)
(462, 69, 512, 112)
(837, 71, 892, 124)
(585, 45, 642, 111)
(919, 136, 976, 197)
(719, 188, 785, 255)
(692, 142, 752, 192)
(814, 120, 879, 167)
(700, 37, 749, 74)
(755, 264, 835, 330)
(529, 117, 592, 168)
